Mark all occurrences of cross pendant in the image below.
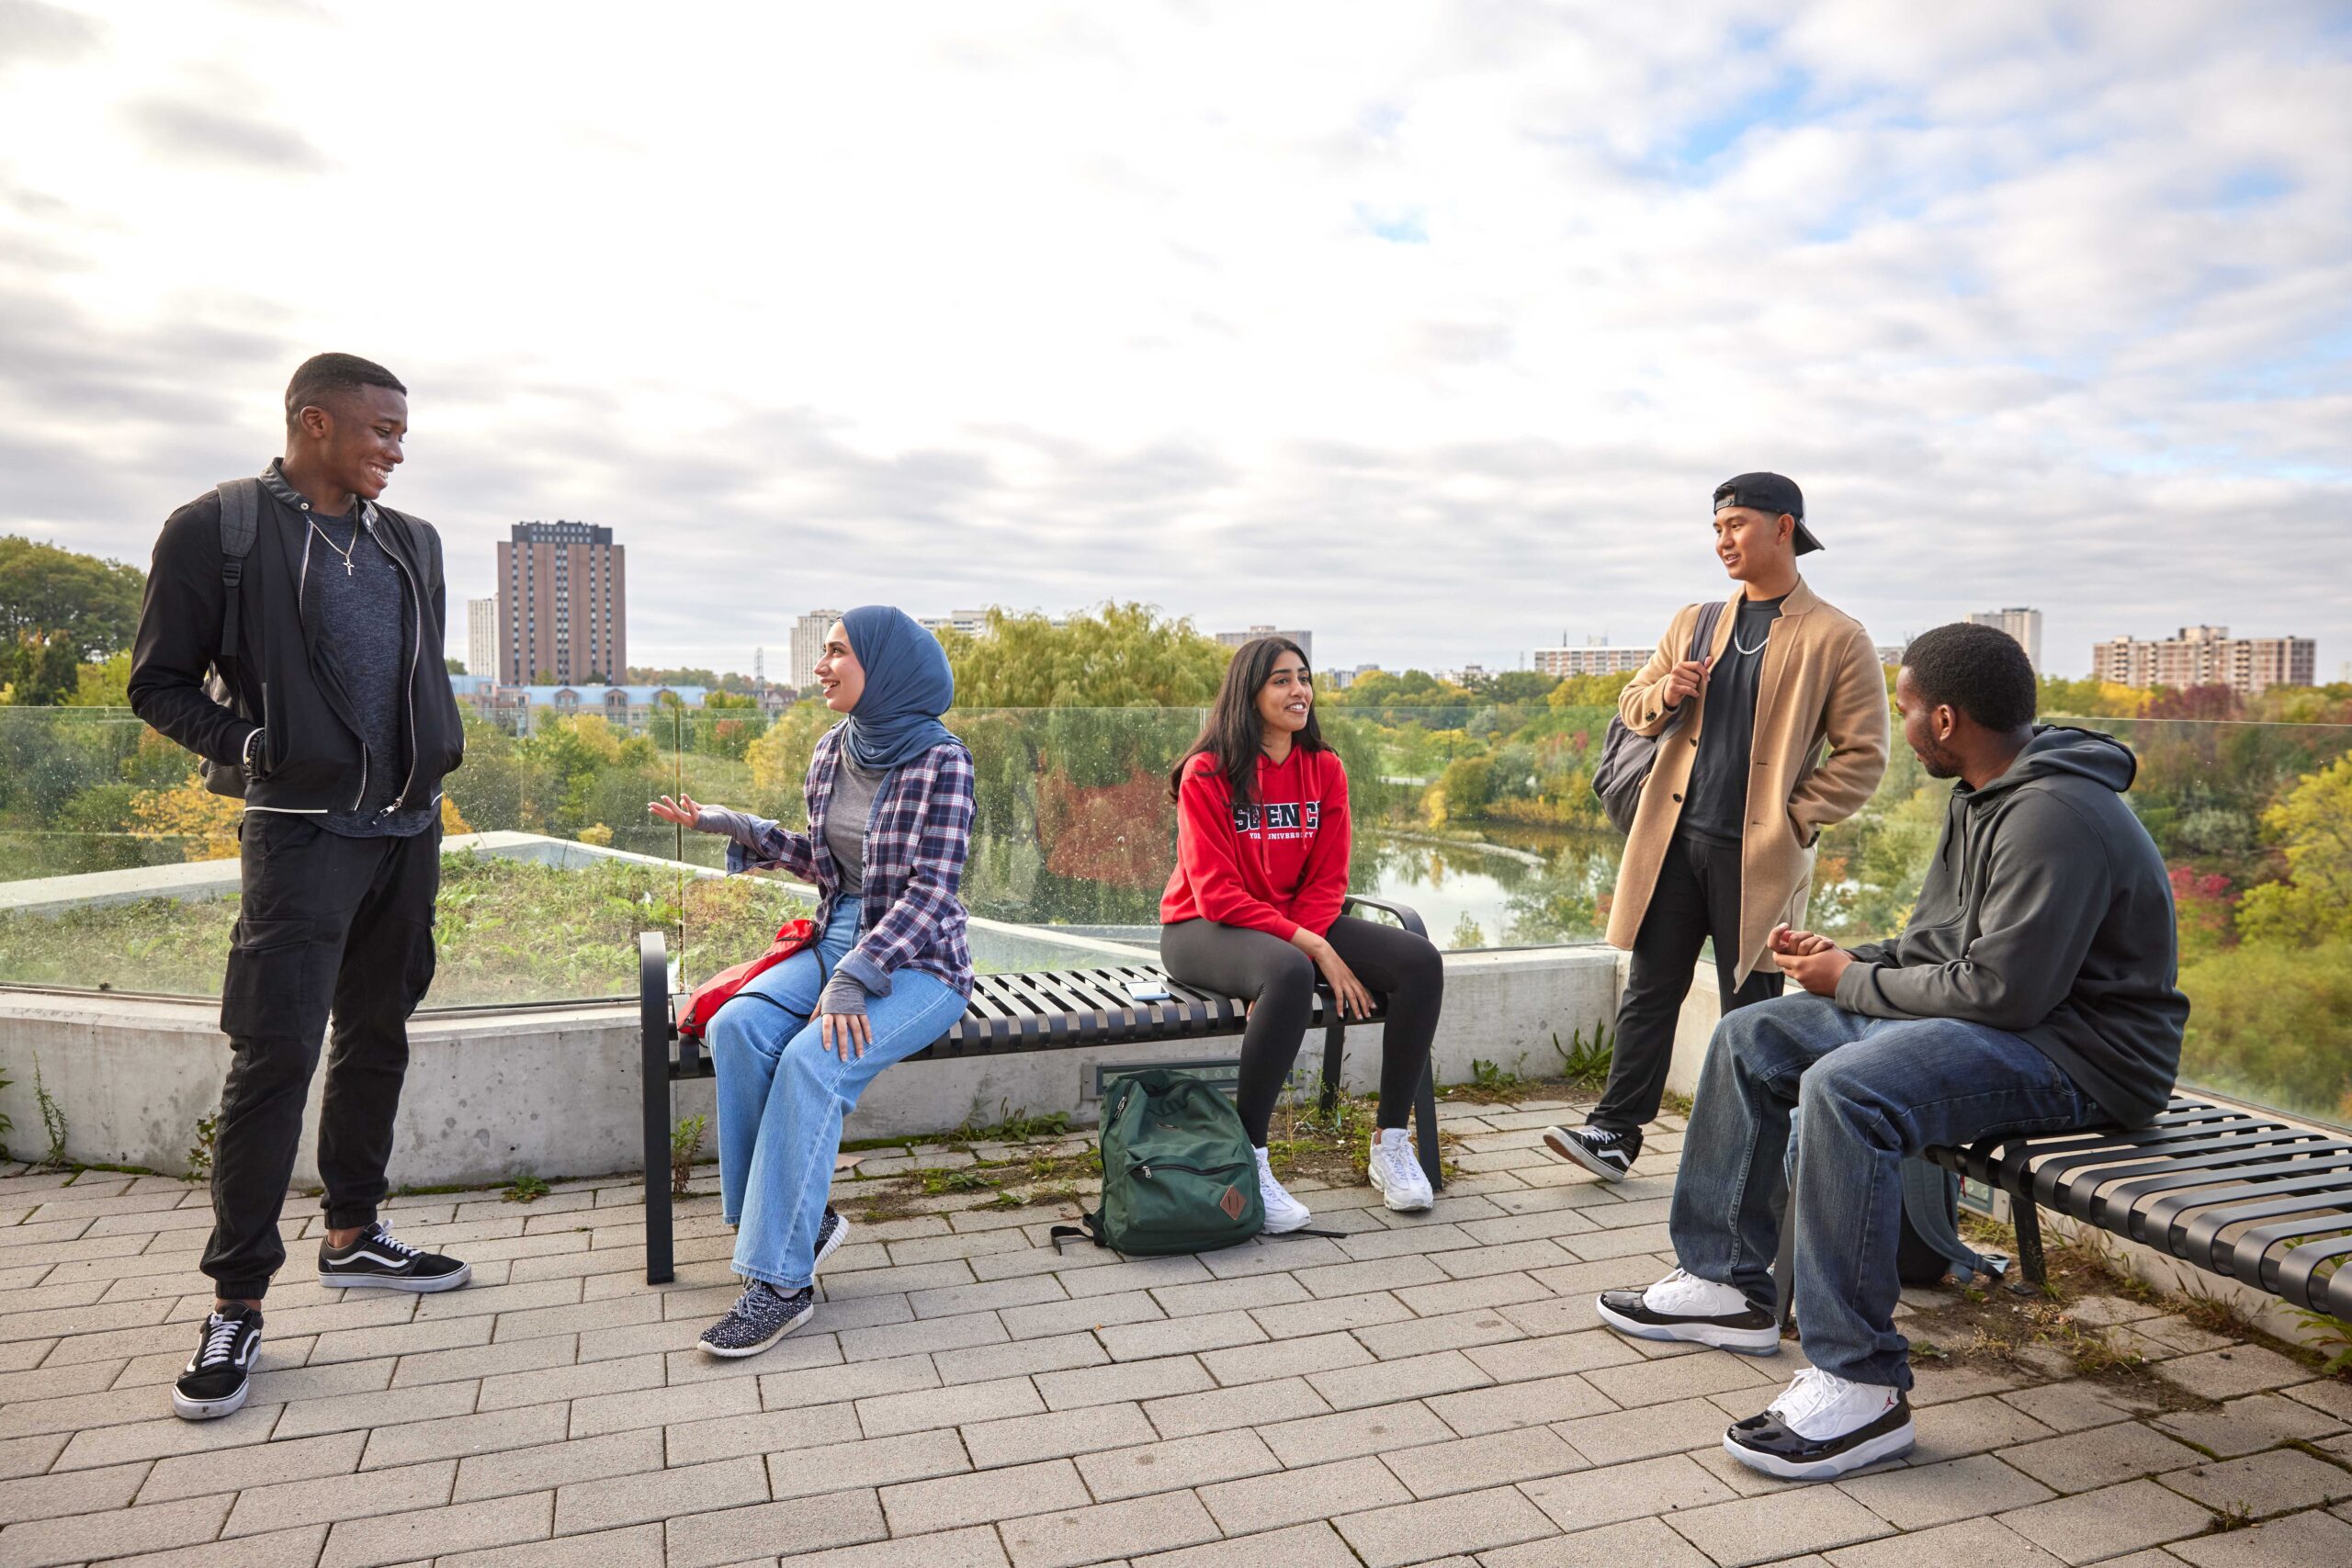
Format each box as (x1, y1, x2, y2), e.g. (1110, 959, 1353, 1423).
(343, 559, 356, 577)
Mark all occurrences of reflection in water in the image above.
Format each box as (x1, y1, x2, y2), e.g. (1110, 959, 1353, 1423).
(1352, 827, 1623, 949)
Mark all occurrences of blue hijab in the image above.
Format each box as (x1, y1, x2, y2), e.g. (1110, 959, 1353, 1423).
(839, 605, 958, 771)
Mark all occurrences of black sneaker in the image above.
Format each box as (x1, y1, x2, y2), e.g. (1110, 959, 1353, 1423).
(698, 1281, 815, 1358)
(1596, 1268, 1781, 1355)
(173, 1304, 263, 1421)
(813, 1207, 851, 1273)
(1544, 1123, 1640, 1181)
(318, 1221, 472, 1292)
(1724, 1369, 1915, 1480)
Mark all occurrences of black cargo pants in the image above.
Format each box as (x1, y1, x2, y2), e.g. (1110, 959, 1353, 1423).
(203, 813, 440, 1299)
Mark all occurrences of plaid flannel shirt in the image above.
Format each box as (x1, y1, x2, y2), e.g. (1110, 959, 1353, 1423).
(716, 725, 976, 999)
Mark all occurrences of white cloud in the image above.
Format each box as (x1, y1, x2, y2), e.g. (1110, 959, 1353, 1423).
(0, 0, 2345, 676)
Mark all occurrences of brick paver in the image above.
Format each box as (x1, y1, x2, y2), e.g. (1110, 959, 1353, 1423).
(1, 1100, 2347, 1568)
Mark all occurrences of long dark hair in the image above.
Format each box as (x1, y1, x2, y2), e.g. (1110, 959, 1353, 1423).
(1168, 636, 1328, 809)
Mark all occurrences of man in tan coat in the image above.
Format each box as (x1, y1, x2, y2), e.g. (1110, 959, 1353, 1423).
(1546, 473, 1888, 1181)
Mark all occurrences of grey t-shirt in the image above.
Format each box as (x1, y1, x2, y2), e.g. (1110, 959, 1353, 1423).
(1679, 594, 1785, 847)
(307, 511, 435, 839)
(822, 756, 885, 896)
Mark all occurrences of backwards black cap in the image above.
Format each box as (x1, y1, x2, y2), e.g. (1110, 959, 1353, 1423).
(1713, 472, 1822, 555)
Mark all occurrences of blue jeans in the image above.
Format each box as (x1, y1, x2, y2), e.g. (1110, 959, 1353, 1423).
(1668, 992, 2098, 1389)
(707, 905, 969, 1290)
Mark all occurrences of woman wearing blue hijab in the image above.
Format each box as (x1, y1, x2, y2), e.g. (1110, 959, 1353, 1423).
(650, 606, 976, 1357)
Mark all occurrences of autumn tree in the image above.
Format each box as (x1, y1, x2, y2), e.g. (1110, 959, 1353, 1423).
(2234, 750, 2352, 946)
(939, 604, 1230, 708)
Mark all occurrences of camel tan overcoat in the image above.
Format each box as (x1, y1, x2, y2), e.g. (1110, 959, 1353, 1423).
(1603, 577, 1890, 983)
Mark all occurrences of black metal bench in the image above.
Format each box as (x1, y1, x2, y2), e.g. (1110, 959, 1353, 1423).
(636, 895, 1440, 1283)
(1922, 1095, 2352, 1318)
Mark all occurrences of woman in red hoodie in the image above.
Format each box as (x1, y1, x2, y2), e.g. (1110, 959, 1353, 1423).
(1160, 636, 1444, 1229)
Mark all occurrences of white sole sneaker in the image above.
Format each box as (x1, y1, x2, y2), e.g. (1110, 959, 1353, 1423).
(1368, 1162, 1434, 1213)
(1544, 1127, 1633, 1182)
(814, 1213, 851, 1273)
(1595, 1292, 1782, 1355)
(171, 1382, 250, 1421)
(1724, 1419, 1916, 1480)
(700, 1307, 814, 1359)
(316, 1261, 472, 1293)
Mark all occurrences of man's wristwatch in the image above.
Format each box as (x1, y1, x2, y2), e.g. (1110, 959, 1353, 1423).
(241, 728, 266, 773)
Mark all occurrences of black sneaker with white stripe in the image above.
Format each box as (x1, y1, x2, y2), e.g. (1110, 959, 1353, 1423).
(1544, 1123, 1640, 1181)
(318, 1221, 471, 1292)
(173, 1304, 263, 1420)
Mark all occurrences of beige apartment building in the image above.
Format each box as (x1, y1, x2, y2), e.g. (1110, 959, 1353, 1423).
(2091, 625, 2316, 697)
(495, 522, 626, 685)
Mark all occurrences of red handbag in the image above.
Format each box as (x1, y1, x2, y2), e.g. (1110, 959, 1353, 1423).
(677, 919, 820, 1041)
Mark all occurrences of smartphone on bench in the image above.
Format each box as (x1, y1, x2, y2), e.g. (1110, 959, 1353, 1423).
(1125, 978, 1172, 1002)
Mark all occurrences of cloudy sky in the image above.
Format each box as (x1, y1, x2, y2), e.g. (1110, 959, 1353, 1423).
(3, 0, 2346, 680)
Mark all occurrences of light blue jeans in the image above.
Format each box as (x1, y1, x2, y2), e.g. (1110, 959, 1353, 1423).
(1668, 992, 2098, 1390)
(707, 905, 969, 1290)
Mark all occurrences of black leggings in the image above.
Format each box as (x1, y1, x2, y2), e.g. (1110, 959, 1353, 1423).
(1159, 915, 1444, 1145)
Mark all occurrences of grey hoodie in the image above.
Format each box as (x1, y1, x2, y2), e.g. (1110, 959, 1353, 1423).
(1834, 727, 2189, 1128)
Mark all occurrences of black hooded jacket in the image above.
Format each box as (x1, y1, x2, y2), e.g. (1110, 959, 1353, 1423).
(127, 470, 465, 818)
(1834, 727, 2189, 1127)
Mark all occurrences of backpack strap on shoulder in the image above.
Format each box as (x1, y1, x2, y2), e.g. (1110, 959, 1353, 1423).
(212, 479, 264, 665)
(1690, 599, 1726, 661)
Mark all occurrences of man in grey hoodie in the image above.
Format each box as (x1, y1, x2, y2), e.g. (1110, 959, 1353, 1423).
(1591, 622, 2188, 1482)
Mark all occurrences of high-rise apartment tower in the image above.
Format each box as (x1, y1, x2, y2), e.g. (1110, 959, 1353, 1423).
(496, 522, 625, 685)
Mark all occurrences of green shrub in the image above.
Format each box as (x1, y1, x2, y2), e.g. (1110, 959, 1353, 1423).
(2177, 941, 2352, 1122)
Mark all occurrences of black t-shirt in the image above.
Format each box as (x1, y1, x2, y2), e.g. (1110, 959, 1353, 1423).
(1679, 594, 1784, 846)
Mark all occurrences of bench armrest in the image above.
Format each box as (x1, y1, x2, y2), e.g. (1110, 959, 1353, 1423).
(1341, 893, 1428, 939)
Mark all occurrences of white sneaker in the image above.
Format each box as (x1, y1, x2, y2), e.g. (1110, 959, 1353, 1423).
(1723, 1367, 1914, 1480)
(1253, 1146, 1313, 1234)
(1367, 1128, 1434, 1213)
(1594, 1267, 1782, 1354)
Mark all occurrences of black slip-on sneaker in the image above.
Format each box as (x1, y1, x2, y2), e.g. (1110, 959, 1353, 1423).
(1597, 1269, 1781, 1355)
(173, 1304, 263, 1420)
(699, 1281, 816, 1358)
(1544, 1124, 1639, 1181)
(318, 1221, 471, 1292)
(1724, 1370, 1915, 1480)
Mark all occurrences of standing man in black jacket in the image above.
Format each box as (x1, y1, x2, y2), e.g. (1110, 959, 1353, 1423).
(130, 354, 472, 1421)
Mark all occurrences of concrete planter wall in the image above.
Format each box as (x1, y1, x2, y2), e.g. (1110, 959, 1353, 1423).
(0, 945, 1618, 1188)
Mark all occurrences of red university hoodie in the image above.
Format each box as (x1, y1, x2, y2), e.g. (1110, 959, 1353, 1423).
(1159, 746, 1351, 942)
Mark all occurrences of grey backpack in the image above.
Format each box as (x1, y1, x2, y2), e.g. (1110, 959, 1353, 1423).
(1590, 600, 1724, 835)
(197, 479, 265, 799)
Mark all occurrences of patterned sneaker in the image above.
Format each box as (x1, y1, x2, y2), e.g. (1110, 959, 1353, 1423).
(1368, 1128, 1434, 1213)
(1724, 1368, 1914, 1480)
(318, 1221, 472, 1292)
(173, 1304, 263, 1420)
(1252, 1146, 1314, 1235)
(1544, 1124, 1640, 1181)
(699, 1281, 816, 1358)
(813, 1207, 851, 1273)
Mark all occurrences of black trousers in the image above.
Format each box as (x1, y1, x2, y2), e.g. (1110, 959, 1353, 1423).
(1589, 829, 1784, 1136)
(1159, 915, 1443, 1145)
(204, 814, 441, 1299)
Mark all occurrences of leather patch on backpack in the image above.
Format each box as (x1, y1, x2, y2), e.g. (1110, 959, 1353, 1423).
(1218, 1185, 1245, 1220)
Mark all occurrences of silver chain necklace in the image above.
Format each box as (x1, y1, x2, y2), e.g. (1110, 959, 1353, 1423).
(1732, 619, 1770, 656)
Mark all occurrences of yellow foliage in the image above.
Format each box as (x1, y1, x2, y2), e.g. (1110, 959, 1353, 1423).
(577, 822, 615, 846)
(441, 795, 472, 835)
(130, 774, 244, 863)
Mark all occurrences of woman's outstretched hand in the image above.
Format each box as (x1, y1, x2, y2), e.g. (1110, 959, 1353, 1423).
(649, 794, 707, 828)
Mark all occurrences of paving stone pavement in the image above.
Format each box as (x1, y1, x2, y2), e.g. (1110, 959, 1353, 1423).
(3, 1102, 2350, 1567)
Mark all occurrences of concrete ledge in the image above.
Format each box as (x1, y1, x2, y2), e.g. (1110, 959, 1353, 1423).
(0, 945, 1618, 1187)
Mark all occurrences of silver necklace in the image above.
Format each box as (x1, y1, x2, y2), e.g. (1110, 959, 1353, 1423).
(308, 516, 359, 577)
(1733, 620, 1770, 656)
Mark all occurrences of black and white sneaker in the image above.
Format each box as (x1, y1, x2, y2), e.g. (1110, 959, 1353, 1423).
(173, 1304, 263, 1420)
(1544, 1123, 1639, 1181)
(318, 1221, 471, 1292)
(1597, 1267, 1781, 1354)
(698, 1281, 816, 1358)
(1724, 1368, 1915, 1480)
(813, 1207, 850, 1273)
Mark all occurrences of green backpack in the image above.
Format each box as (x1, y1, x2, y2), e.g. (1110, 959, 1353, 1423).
(1056, 1068, 1263, 1256)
